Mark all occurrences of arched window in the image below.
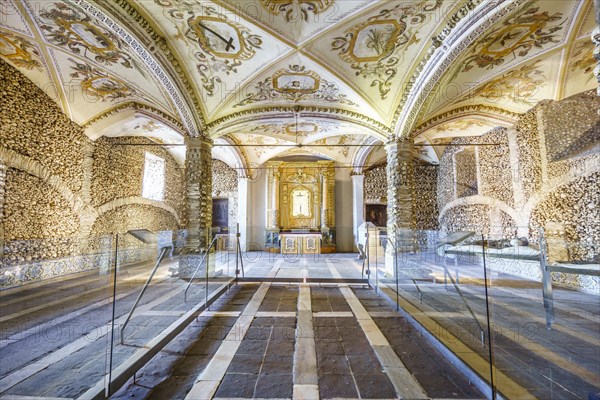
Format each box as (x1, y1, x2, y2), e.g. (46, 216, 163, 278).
(142, 152, 165, 201)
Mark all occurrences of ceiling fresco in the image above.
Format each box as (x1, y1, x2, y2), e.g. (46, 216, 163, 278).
(305, 0, 457, 123)
(1, 0, 596, 170)
(222, 0, 372, 45)
(420, 0, 589, 121)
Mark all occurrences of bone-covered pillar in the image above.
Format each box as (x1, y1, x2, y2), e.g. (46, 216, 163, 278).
(385, 137, 416, 275)
(185, 137, 213, 250)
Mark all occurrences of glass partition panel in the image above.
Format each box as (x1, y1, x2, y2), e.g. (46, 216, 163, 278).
(0, 234, 114, 399)
(372, 227, 495, 394)
(484, 226, 600, 399)
(102, 227, 237, 396)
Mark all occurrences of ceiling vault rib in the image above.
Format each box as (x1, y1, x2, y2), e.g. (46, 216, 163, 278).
(94, 0, 203, 136)
(557, 0, 592, 100)
(18, 0, 72, 118)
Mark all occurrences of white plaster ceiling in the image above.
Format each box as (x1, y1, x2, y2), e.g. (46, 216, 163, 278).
(0, 0, 596, 170)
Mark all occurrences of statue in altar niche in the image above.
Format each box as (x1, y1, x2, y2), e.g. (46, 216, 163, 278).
(265, 160, 336, 253)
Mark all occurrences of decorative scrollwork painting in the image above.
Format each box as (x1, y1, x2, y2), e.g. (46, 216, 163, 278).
(235, 65, 357, 107)
(38, 2, 136, 69)
(331, 0, 443, 99)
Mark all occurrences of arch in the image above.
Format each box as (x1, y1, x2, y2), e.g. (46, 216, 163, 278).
(438, 195, 520, 225)
(94, 196, 181, 226)
(0, 147, 93, 218)
(522, 156, 600, 219)
(351, 136, 383, 174)
(213, 135, 249, 177)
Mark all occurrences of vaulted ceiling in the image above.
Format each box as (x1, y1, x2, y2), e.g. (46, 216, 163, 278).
(1, 0, 596, 169)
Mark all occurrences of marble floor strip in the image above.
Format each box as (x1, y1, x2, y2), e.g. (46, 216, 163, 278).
(293, 284, 318, 400)
(339, 286, 428, 399)
(184, 283, 271, 400)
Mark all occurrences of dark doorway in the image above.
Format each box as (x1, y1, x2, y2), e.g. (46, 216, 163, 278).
(365, 204, 387, 227)
(212, 198, 228, 228)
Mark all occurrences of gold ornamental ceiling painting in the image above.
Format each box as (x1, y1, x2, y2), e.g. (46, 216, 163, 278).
(0, 0, 596, 170)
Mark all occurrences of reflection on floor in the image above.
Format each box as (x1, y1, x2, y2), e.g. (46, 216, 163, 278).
(0, 252, 598, 399)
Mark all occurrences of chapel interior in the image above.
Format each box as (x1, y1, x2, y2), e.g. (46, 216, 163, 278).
(0, 0, 599, 399)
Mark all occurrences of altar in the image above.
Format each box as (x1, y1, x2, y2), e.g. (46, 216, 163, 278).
(280, 232, 322, 254)
(264, 160, 336, 254)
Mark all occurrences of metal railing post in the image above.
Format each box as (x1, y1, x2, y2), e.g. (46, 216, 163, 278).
(539, 227, 555, 329)
(365, 230, 370, 287)
(394, 232, 399, 311)
(482, 234, 496, 399)
(184, 236, 218, 302)
(107, 233, 119, 397)
(120, 246, 170, 344)
(235, 223, 240, 279)
(205, 239, 210, 311)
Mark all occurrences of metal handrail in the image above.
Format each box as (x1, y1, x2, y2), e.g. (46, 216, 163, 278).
(184, 236, 218, 302)
(120, 246, 171, 344)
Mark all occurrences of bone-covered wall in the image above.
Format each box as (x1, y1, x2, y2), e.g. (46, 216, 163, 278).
(212, 159, 239, 229)
(437, 91, 600, 257)
(0, 59, 185, 286)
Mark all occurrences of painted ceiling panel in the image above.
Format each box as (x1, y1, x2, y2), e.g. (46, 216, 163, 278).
(48, 47, 171, 124)
(217, 53, 379, 120)
(420, 0, 580, 124)
(304, 0, 458, 123)
(138, 0, 293, 121)
(427, 50, 563, 120)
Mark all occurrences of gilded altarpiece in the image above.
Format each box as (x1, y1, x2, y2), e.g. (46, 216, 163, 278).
(266, 161, 336, 253)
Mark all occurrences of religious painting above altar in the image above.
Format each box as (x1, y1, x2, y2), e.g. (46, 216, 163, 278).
(265, 160, 336, 253)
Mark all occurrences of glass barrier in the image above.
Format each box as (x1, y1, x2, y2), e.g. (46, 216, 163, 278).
(0, 234, 114, 399)
(104, 227, 238, 397)
(374, 227, 494, 396)
(367, 224, 600, 399)
(484, 226, 600, 399)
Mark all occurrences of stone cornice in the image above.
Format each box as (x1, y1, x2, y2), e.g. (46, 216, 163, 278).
(206, 106, 391, 138)
(412, 105, 520, 136)
(82, 102, 185, 132)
